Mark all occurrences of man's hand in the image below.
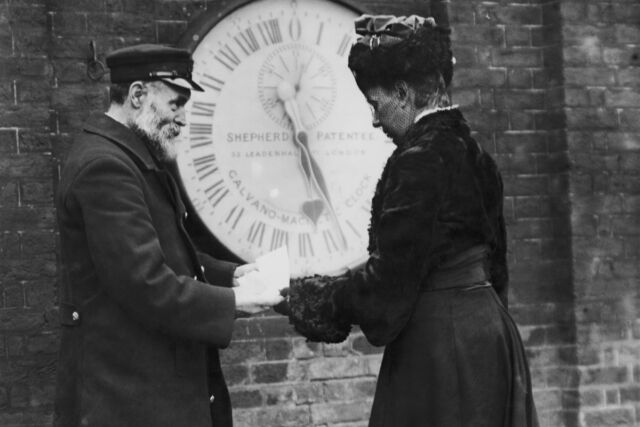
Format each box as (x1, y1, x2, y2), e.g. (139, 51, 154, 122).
(233, 269, 285, 314)
(233, 263, 258, 280)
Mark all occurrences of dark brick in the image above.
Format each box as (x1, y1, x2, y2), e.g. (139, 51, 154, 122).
(452, 46, 476, 67)
(603, 46, 637, 66)
(0, 207, 56, 230)
(451, 25, 505, 46)
(495, 90, 546, 110)
(156, 20, 188, 45)
(616, 25, 640, 44)
(493, 48, 543, 67)
(52, 60, 90, 83)
(9, 383, 29, 407)
(563, 45, 602, 67)
(220, 339, 264, 365)
(0, 386, 8, 408)
(454, 68, 506, 88)
(12, 25, 48, 57)
(255, 405, 311, 427)
(566, 108, 618, 130)
(221, 363, 249, 386)
(49, 0, 105, 12)
(583, 408, 634, 427)
(18, 132, 53, 153)
(563, 25, 617, 46)
(3, 283, 25, 308)
(565, 68, 617, 87)
(51, 12, 87, 35)
(464, 110, 509, 133)
(0, 258, 56, 283)
(50, 35, 140, 59)
(0, 155, 53, 178)
(507, 69, 532, 88)
(15, 80, 51, 104)
(230, 389, 262, 408)
(613, 3, 640, 24)
(505, 26, 530, 47)
(263, 383, 322, 406)
(0, 231, 20, 258)
(20, 231, 56, 255)
(51, 83, 107, 109)
(26, 333, 58, 355)
(154, 1, 208, 20)
(86, 13, 154, 37)
(448, 2, 474, 24)
(20, 181, 53, 205)
(0, 181, 18, 207)
(619, 109, 640, 130)
(605, 89, 640, 108)
(453, 88, 479, 108)
(546, 366, 580, 388)
(265, 338, 292, 361)
(561, 2, 587, 22)
(536, 151, 570, 173)
(503, 174, 548, 197)
(0, 105, 50, 129)
(0, 81, 13, 106)
(532, 69, 563, 89)
(496, 132, 548, 154)
(497, 5, 542, 25)
(251, 362, 288, 384)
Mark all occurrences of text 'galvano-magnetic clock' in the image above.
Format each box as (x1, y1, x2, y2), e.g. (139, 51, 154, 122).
(177, 0, 393, 277)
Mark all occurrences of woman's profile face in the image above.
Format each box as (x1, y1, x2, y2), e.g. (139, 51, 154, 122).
(364, 85, 412, 142)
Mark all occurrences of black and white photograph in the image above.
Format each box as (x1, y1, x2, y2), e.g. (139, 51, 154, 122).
(0, 0, 639, 426)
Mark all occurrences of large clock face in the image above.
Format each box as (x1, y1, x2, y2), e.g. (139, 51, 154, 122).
(177, 0, 394, 277)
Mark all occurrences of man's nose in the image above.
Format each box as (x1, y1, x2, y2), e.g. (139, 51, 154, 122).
(175, 108, 187, 126)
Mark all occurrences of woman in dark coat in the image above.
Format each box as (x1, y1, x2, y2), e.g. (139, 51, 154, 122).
(277, 15, 539, 427)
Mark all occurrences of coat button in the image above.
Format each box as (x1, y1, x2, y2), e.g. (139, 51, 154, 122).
(209, 395, 215, 403)
(184, 212, 188, 220)
(193, 275, 198, 280)
(200, 265, 205, 274)
(72, 311, 80, 322)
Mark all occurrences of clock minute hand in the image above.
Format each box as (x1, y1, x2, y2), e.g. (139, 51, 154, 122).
(276, 81, 348, 250)
(276, 82, 318, 197)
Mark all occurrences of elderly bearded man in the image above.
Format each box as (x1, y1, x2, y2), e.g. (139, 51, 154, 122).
(53, 44, 284, 427)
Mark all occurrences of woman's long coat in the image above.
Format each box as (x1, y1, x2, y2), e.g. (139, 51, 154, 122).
(54, 114, 238, 427)
(285, 109, 538, 427)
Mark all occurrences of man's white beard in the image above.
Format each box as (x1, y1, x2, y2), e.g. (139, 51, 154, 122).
(129, 102, 182, 162)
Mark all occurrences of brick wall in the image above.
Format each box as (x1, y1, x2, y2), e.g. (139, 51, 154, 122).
(0, 0, 638, 426)
(562, 1, 640, 426)
(448, 1, 578, 425)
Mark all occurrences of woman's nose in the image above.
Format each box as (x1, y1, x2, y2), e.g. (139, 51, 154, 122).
(370, 109, 380, 128)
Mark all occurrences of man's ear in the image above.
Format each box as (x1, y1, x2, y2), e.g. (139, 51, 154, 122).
(128, 81, 147, 109)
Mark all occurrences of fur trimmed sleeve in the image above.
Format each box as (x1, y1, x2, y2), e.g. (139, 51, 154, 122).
(280, 144, 447, 346)
(285, 274, 353, 343)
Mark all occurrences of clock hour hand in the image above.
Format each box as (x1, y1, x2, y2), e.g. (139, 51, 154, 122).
(276, 81, 348, 250)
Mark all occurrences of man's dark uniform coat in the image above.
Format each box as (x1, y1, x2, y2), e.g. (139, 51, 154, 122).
(54, 114, 238, 427)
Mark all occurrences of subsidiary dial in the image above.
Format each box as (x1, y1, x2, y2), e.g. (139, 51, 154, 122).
(258, 43, 337, 130)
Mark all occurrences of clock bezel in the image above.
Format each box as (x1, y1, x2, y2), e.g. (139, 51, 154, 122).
(177, 0, 369, 52)
(173, 0, 377, 268)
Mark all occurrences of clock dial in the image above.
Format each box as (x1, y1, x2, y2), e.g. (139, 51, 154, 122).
(177, 0, 394, 277)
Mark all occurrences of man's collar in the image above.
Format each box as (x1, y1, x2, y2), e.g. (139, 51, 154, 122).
(83, 113, 162, 171)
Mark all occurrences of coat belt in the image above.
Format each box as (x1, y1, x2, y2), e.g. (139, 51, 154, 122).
(421, 245, 489, 292)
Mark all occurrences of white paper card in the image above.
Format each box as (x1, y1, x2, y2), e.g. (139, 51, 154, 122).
(254, 245, 290, 291)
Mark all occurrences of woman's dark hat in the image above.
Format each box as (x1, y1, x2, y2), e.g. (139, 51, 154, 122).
(354, 15, 437, 50)
(106, 44, 204, 92)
